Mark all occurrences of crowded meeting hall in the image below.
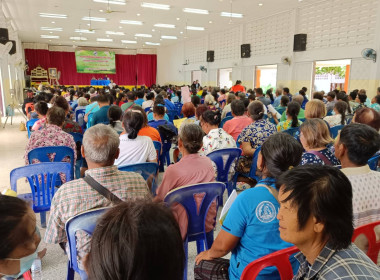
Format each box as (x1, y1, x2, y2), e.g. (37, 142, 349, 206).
(1, 0, 380, 279)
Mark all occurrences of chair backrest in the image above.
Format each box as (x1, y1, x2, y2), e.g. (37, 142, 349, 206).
(144, 107, 151, 113)
(164, 182, 225, 240)
(226, 112, 232, 118)
(276, 107, 286, 115)
(27, 118, 39, 138)
(27, 146, 75, 180)
(69, 133, 83, 161)
(283, 127, 300, 138)
(153, 140, 162, 155)
(174, 102, 183, 117)
(249, 146, 262, 180)
(219, 116, 233, 128)
(86, 113, 93, 129)
(75, 109, 86, 130)
(10, 162, 71, 211)
(236, 135, 241, 148)
(241, 246, 299, 280)
(25, 103, 34, 114)
(168, 109, 178, 123)
(207, 148, 242, 183)
(329, 124, 344, 139)
(352, 220, 380, 264)
(65, 208, 108, 277)
(118, 162, 159, 193)
(367, 154, 380, 171)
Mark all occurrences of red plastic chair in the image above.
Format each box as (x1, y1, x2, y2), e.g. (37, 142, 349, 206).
(352, 220, 380, 264)
(241, 246, 299, 280)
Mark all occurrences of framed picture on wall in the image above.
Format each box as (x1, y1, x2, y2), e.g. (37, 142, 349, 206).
(48, 68, 57, 79)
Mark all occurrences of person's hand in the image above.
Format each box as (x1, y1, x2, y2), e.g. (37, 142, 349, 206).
(195, 250, 213, 265)
(38, 248, 47, 259)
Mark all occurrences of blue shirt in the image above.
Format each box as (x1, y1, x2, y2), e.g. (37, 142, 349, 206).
(171, 96, 179, 103)
(164, 99, 176, 111)
(147, 112, 169, 122)
(301, 147, 340, 166)
(85, 102, 99, 114)
(90, 105, 110, 126)
(222, 178, 297, 280)
(272, 96, 282, 108)
(135, 98, 144, 106)
(148, 119, 177, 134)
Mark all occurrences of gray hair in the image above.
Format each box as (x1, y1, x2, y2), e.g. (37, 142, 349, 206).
(293, 94, 304, 106)
(77, 97, 88, 106)
(83, 124, 120, 164)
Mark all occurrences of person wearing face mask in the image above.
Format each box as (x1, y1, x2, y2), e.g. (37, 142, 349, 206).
(0, 195, 46, 279)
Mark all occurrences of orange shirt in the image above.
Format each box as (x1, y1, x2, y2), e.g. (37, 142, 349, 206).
(231, 84, 245, 93)
(138, 126, 161, 142)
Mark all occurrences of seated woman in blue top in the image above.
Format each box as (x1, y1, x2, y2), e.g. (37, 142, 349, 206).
(195, 132, 303, 280)
(148, 101, 176, 133)
(147, 96, 170, 122)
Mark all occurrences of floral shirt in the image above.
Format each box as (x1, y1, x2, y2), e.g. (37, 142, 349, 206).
(63, 118, 83, 134)
(323, 114, 346, 127)
(31, 117, 46, 131)
(238, 119, 277, 149)
(300, 148, 340, 166)
(370, 103, 380, 112)
(276, 119, 303, 132)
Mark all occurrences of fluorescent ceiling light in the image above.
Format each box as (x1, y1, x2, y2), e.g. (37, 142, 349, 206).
(39, 13, 67, 19)
(75, 29, 95, 34)
(183, 8, 209, 14)
(141, 2, 170, 10)
(145, 42, 160, 46)
(40, 27, 63, 31)
(161, 35, 177, 39)
(70, 37, 88, 40)
(120, 20, 143, 25)
(40, 35, 60, 39)
(106, 31, 125, 35)
(220, 12, 243, 18)
(97, 38, 113, 42)
(186, 26, 205, 31)
(82, 17, 107, 22)
(154, 23, 175, 28)
(135, 33, 152, 37)
(121, 40, 137, 44)
(93, 0, 126, 5)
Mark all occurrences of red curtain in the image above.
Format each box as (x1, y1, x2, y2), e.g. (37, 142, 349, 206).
(24, 49, 156, 86)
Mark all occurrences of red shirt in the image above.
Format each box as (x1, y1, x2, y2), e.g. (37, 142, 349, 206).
(231, 84, 245, 93)
(223, 115, 253, 141)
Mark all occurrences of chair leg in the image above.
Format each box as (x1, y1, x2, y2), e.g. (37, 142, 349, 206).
(40, 212, 47, 228)
(196, 239, 205, 254)
(206, 231, 214, 249)
(67, 262, 75, 280)
(183, 239, 188, 280)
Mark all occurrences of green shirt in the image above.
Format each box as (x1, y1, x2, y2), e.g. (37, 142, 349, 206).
(280, 108, 305, 122)
(121, 102, 134, 112)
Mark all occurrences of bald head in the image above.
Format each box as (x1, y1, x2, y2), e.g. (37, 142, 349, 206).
(353, 107, 380, 131)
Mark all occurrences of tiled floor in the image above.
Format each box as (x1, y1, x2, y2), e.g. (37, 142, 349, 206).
(0, 113, 226, 280)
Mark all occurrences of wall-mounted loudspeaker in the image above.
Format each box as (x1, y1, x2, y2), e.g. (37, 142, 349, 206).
(241, 44, 251, 58)
(0, 28, 9, 43)
(293, 34, 307, 52)
(207, 50, 214, 62)
(9, 40, 16, 55)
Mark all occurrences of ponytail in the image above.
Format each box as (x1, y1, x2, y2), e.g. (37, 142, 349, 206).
(335, 101, 348, 125)
(287, 102, 301, 128)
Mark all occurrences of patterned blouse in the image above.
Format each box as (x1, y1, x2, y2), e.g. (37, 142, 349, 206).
(300, 147, 340, 166)
(63, 118, 83, 134)
(323, 114, 345, 127)
(277, 119, 303, 132)
(238, 119, 277, 149)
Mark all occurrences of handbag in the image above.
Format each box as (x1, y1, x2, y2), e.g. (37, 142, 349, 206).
(194, 258, 230, 280)
(19, 121, 27, 131)
(307, 150, 332, 166)
(83, 175, 122, 204)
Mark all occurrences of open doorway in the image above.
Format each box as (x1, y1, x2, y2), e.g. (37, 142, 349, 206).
(255, 65, 277, 92)
(313, 59, 351, 93)
(218, 68, 232, 89)
(191, 70, 202, 86)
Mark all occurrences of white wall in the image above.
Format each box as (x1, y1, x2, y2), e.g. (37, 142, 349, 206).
(157, 0, 380, 98)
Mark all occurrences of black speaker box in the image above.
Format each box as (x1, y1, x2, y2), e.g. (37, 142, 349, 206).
(0, 28, 8, 43)
(293, 34, 307, 52)
(207, 50, 214, 62)
(9, 40, 16, 55)
(241, 44, 251, 58)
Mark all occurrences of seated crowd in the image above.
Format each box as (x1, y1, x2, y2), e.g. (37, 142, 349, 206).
(1, 82, 380, 279)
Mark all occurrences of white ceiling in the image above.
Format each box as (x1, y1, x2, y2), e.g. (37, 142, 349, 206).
(4, 0, 312, 50)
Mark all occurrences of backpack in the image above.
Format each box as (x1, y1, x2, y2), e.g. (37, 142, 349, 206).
(157, 122, 177, 143)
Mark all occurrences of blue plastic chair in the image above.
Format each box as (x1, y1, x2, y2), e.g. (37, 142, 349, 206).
(160, 141, 172, 172)
(168, 109, 178, 123)
(75, 109, 86, 131)
(226, 112, 232, 118)
(65, 208, 108, 280)
(27, 146, 75, 182)
(27, 118, 39, 138)
(10, 162, 71, 227)
(219, 100, 226, 107)
(144, 107, 151, 113)
(283, 127, 300, 139)
(118, 162, 159, 195)
(330, 124, 345, 139)
(219, 116, 233, 128)
(69, 133, 83, 179)
(236, 135, 241, 148)
(174, 102, 183, 117)
(326, 110, 333, 116)
(368, 154, 380, 171)
(233, 146, 262, 189)
(86, 113, 93, 129)
(164, 182, 226, 280)
(153, 140, 162, 167)
(207, 148, 242, 199)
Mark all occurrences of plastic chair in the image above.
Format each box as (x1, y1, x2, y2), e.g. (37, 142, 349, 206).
(75, 109, 86, 131)
(27, 118, 39, 138)
(236, 135, 241, 148)
(168, 109, 178, 123)
(25, 102, 34, 115)
(207, 148, 242, 200)
(27, 146, 75, 182)
(69, 133, 83, 179)
(241, 246, 299, 280)
(86, 113, 93, 129)
(219, 116, 233, 128)
(233, 146, 262, 191)
(144, 107, 151, 113)
(326, 110, 334, 116)
(10, 162, 71, 227)
(164, 182, 226, 280)
(368, 154, 380, 171)
(283, 127, 300, 139)
(329, 124, 344, 139)
(118, 162, 159, 195)
(352, 220, 380, 264)
(160, 141, 172, 171)
(276, 107, 286, 115)
(219, 100, 226, 107)
(226, 111, 232, 117)
(65, 208, 108, 280)
(175, 102, 183, 117)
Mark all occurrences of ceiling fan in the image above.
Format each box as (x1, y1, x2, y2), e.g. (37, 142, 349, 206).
(101, 0, 126, 14)
(87, 9, 100, 32)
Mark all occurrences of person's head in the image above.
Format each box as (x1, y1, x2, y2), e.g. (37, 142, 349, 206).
(333, 101, 348, 125)
(226, 93, 236, 104)
(97, 94, 109, 106)
(201, 110, 222, 134)
(275, 88, 282, 97)
(178, 124, 203, 154)
(292, 95, 304, 106)
(359, 89, 366, 95)
(181, 102, 195, 118)
(286, 102, 301, 128)
(54, 96, 69, 113)
(191, 95, 201, 107)
(89, 88, 95, 94)
(349, 91, 357, 101)
(283, 87, 290, 95)
(159, 91, 168, 99)
(77, 97, 88, 107)
(300, 119, 333, 150)
(352, 107, 380, 131)
(136, 90, 144, 99)
(373, 95, 380, 105)
(204, 94, 215, 106)
(255, 87, 263, 97)
(299, 89, 305, 97)
(107, 105, 122, 128)
(122, 110, 144, 139)
(146, 91, 155, 101)
(152, 99, 166, 119)
(312, 91, 324, 101)
(248, 101, 265, 121)
(334, 123, 380, 166)
(305, 99, 326, 119)
(266, 89, 274, 102)
(356, 93, 367, 104)
(126, 91, 136, 102)
(280, 95, 290, 107)
(377, 87, 380, 95)
(326, 91, 335, 102)
(236, 92, 246, 100)
(257, 133, 303, 179)
(302, 86, 307, 93)
(85, 200, 184, 280)
(46, 106, 66, 127)
(248, 94, 256, 103)
(220, 88, 226, 95)
(0, 196, 41, 278)
(195, 104, 209, 121)
(277, 165, 353, 251)
(34, 101, 48, 117)
(235, 80, 241, 85)
(230, 100, 245, 117)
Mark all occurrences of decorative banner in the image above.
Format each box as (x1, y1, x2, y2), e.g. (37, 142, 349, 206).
(75, 50, 116, 74)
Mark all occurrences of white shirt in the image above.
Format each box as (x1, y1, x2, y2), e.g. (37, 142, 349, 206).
(115, 134, 157, 166)
(142, 100, 154, 110)
(323, 114, 345, 127)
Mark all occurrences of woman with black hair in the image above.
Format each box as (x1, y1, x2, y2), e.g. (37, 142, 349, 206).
(266, 89, 274, 103)
(114, 110, 157, 166)
(116, 92, 126, 107)
(195, 133, 303, 280)
(147, 96, 170, 122)
(107, 105, 123, 134)
(323, 100, 348, 127)
(276, 101, 302, 131)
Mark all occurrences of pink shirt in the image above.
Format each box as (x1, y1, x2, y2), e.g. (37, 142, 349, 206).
(156, 153, 216, 239)
(32, 117, 46, 131)
(223, 115, 253, 141)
